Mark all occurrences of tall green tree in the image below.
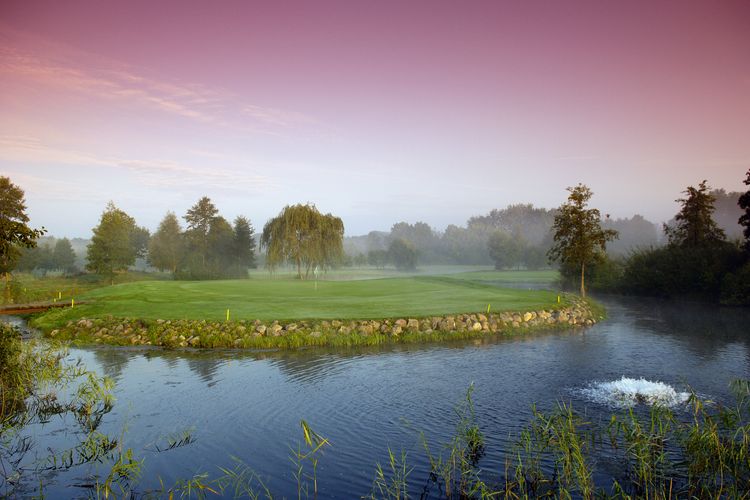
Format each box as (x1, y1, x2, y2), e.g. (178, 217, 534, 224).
(232, 216, 257, 272)
(52, 238, 76, 273)
(148, 212, 184, 274)
(261, 204, 344, 279)
(0, 177, 46, 296)
(664, 180, 726, 248)
(739, 169, 750, 252)
(548, 184, 618, 297)
(86, 202, 138, 283)
(183, 196, 219, 268)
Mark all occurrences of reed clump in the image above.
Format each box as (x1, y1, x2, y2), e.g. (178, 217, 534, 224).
(0, 322, 128, 498)
(504, 383, 750, 498)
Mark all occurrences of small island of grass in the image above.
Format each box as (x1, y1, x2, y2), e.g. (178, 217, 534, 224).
(26, 270, 600, 349)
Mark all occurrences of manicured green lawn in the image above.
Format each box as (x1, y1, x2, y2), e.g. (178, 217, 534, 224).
(31, 271, 564, 328)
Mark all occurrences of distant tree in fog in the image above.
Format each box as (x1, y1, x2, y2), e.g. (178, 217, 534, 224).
(548, 184, 618, 297)
(388, 238, 417, 271)
(353, 252, 367, 267)
(468, 204, 555, 246)
(487, 230, 521, 269)
(388, 221, 440, 263)
(603, 215, 659, 256)
(52, 238, 77, 274)
(367, 249, 388, 269)
(148, 212, 184, 274)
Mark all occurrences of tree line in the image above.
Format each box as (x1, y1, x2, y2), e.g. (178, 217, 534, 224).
(3, 168, 750, 305)
(343, 204, 662, 272)
(85, 197, 258, 282)
(16, 237, 77, 274)
(559, 171, 750, 304)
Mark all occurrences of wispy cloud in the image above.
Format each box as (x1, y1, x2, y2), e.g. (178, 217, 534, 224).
(0, 31, 318, 133)
(8, 171, 110, 204)
(0, 135, 277, 194)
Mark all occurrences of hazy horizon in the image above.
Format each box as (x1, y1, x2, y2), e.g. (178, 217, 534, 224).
(2, 0, 748, 238)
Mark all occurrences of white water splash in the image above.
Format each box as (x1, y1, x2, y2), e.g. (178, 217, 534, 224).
(579, 377, 691, 408)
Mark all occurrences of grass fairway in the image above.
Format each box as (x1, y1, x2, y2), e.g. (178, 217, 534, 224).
(31, 271, 564, 329)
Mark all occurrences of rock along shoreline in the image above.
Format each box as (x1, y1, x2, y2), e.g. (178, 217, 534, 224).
(44, 298, 601, 350)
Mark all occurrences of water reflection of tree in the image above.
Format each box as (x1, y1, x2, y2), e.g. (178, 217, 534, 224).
(249, 333, 569, 384)
(86, 326, 596, 386)
(89, 347, 133, 381)
(184, 356, 224, 385)
(623, 296, 750, 357)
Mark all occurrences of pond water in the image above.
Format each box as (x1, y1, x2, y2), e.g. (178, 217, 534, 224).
(8, 296, 750, 498)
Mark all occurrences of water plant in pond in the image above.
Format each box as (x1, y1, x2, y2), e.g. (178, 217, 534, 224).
(290, 419, 331, 499)
(420, 384, 488, 498)
(0, 322, 125, 497)
(368, 448, 412, 500)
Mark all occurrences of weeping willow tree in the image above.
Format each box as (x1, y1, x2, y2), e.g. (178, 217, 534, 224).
(261, 204, 344, 279)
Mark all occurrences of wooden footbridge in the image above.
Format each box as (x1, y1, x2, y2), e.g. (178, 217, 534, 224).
(0, 301, 79, 315)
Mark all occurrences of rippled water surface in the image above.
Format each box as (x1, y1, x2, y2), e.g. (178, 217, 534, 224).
(18, 297, 750, 497)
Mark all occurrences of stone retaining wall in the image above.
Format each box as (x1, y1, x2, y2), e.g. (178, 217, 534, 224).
(48, 299, 597, 348)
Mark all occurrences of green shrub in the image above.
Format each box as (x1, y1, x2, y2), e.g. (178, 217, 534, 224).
(721, 260, 750, 305)
(620, 243, 744, 301)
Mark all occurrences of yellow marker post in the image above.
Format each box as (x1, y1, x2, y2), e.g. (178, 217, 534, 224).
(71, 298, 75, 308)
(487, 303, 491, 313)
(557, 295, 560, 303)
(58, 291, 62, 300)
(226, 309, 230, 322)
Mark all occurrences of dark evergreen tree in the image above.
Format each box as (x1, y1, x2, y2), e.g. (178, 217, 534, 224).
(664, 180, 726, 248)
(739, 169, 750, 252)
(232, 216, 256, 272)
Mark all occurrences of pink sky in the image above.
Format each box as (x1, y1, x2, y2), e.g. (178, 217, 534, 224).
(1, 0, 749, 237)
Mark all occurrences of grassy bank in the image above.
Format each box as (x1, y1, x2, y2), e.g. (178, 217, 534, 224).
(30, 271, 563, 328)
(4, 271, 165, 305)
(24, 270, 589, 349)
